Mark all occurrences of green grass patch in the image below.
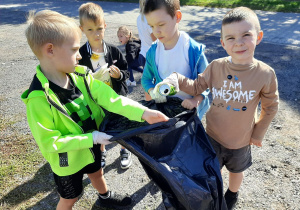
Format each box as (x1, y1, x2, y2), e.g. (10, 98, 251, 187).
(0, 114, 48, 208)
(181, 0, 300, 13)
(97, 0, 300, 13)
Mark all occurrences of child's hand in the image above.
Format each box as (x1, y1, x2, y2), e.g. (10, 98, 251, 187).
(142, 108, 169, 124)
(157, 73, 180, 92)
(109, 65, 121, 79)
(92, 131, 113, 145)
(181, 95, 203, 110)
(250, 138, 262, 147)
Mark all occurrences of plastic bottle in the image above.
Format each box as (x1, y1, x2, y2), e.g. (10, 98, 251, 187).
(158, 83, 177, 96)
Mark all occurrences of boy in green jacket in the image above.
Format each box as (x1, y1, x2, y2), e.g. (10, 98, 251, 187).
(21, 10, 168, 209)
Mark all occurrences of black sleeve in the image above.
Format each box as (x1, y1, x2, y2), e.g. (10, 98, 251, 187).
(107, 45, 129, 82)
(79, 44, 94, 71)
(125, 40, 140, 65)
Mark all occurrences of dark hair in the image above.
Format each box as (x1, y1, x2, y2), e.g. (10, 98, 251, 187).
(221, 7, 261, 38)
(143, 0, 180, 18)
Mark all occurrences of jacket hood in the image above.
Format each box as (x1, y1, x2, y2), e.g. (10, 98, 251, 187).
(21, 65, 89, 105)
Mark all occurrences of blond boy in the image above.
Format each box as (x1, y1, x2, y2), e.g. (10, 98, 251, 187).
(22, 10, 168, 209)
(158, 7, 279, 209)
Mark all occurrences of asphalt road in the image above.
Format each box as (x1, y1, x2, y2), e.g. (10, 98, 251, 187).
(0, 0, 299, 209)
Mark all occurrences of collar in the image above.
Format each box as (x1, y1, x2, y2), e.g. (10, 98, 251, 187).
(86, 41, 107, 56)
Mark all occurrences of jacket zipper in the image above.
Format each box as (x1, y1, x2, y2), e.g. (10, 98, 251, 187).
(76, 70, 105, 120)
(46, 95, 84, 133)
(46, 95, 96, 160)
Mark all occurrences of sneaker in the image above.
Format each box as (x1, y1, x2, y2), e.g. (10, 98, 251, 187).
(120, 149, 132, 169)
(95, 191, 132, 208)
(101, 151, 106, 168)
(224, 189, 239, 210)
(130, 81, 136, 86)
(126, 79, 131, 86)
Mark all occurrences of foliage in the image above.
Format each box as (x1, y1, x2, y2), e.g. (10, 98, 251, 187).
(180, 0, 300, 13)
(97, 0, 300, 13)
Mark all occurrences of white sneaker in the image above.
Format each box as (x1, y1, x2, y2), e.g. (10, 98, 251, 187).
(120, 149, 132, 169)
(130, 81, 136, 86)
(126, 79, 131, 86)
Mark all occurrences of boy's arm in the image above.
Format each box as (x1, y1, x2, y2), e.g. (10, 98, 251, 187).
(142, 108, 169, 124)
(178, 72, 208, 96)
(161, 71, 209, 97)
(251, 71, 279, 145)
(89, 76, 169, 123)
(110, 46, 129, 82)
(26, 97, 93, 154)
(141, 50, 156, 93)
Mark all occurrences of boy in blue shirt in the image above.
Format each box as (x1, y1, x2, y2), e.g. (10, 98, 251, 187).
(141, 0, 210, 118)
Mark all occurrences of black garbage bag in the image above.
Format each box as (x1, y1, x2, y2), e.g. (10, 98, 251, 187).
(100, 97, 188, 135)
(100, 97, 227, 210)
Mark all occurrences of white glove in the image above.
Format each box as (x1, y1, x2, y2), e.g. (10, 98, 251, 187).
(92, 63, 109, 80)
(92, 131, 112, 145)
(149, 89, 167, 103)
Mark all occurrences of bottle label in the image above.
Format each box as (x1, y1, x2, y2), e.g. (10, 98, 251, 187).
(158, 83, 177, 96)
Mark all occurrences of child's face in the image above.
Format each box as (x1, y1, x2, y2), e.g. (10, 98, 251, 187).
(117, 32, 129, 45)
(80, 18, 106, 47)
(145, 8, 181, 50)
(52, 32, 82, 74)
(220, 19, 263, 65)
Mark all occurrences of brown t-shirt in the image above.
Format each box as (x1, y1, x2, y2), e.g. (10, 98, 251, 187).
(177, 57, 279, 149)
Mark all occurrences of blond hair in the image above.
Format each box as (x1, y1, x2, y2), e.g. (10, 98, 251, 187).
(25, 10, 81, 57)
(79, 2, 104, 26)
(221, 7, 261, 38)
(117, 26, 138, 41)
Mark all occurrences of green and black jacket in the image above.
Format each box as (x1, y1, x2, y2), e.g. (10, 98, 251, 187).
(21, 65, 146, 176)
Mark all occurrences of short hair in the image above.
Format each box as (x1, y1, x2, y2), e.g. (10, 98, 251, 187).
(79, 2, 104, 26)
(221, 7, 261, 38)
(25, 10, 81, 58)
(143, 0, 180, 18)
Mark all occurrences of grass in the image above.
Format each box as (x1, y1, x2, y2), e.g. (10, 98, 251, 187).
(99, 0, 300, 13)
(182, 0, 300, 13)
(0, 115, 51, 208)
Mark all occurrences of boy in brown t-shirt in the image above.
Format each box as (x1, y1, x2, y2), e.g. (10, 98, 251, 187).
(155, 7, 279, 209)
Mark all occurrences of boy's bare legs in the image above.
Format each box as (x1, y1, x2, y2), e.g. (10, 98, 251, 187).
(90, 168, 132, 207)
(228, 171, 243, 192)
(88, 168, 108, 194)
(100, 144, 106, 168)
(101, 144, 105, 152)
(225, 171, 243, 209)
(57, 197, 78, 210)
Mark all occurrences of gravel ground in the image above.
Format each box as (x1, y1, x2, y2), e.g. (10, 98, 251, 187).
(0, 3, 300, 210)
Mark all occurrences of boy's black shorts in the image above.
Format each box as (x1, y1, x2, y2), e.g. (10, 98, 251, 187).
(53, 144, 102, 199)
(208, 135, 252, 173)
